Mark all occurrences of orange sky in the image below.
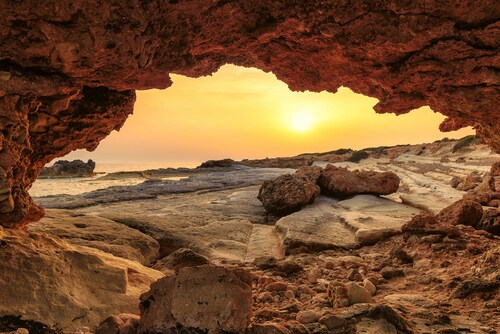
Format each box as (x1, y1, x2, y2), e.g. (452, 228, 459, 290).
(63, 65, 473, 165)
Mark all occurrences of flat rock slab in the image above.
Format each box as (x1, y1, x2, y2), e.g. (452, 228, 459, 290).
(244, 224, 284, 262)
(35, 166, 294, 209)
(275, 197, 358, 253)
(29, 209, 160, 265)
(337, 195, 421, 244)
(77, 186, 268, 263)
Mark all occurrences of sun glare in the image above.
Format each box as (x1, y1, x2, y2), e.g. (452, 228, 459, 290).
(291, 110, 315, 132)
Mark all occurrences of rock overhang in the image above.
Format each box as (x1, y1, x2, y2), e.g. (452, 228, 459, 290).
(0, 0, 498, 227)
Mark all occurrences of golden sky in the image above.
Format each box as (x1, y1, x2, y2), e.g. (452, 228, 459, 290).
(63, 65, 473, 165)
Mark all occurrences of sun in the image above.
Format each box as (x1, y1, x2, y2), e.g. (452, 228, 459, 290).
(291, 110, 315, 132)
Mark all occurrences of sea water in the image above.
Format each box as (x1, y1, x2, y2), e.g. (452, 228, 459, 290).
(29, 162, 198, 197)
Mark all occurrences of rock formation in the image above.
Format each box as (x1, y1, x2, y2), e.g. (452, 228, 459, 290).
(139, 265, 252, 334)
(318, 165, 400, 198)
(38, 159, 96, 178)
(258, 173, 320, 215)
(0, 1, 498, 226)
(0, 228, 163, 331)
(463, 160, 500, 207)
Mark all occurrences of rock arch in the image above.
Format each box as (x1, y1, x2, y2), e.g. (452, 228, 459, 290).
(0, 0, 498, 227)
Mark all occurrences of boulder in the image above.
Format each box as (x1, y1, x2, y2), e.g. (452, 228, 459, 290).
(258, 174, 320, 215)
(436, 199, 483, 227)
(318, 165, 399, 198)
(139, 265, 252, 334)
(0, 229, 163, 331)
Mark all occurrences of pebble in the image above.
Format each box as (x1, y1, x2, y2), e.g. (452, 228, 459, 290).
(363, 279, 376, 296)
(296, 310, 321, 324)
(345, 282, 373, 304)
(421, 234, 443, 243)
(284, 290, 295, 299)
(258, 291, 273, 302)
(16, 329, 29, 334)
(265, 282, 288, 292)
(380, 266, 405, 279)
(319, 315, 347, 330)
(348, 269, 363, 281)
(392, 247, 414, 264)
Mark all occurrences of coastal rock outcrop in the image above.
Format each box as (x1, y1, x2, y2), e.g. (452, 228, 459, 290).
(0, 1, 498, 226)
(0, 229, 163, 331)
(463, 161, 500, 207)
(139, 265, 252, 334)
(436, 199, 484, 227)
(318, 165, 400, 198)
(38, 159, 96, 179)
(28, 209, 160, 266)
(258, 174, 320, 215)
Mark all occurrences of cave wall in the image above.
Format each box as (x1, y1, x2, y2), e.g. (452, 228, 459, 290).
(0, 0, 498, 227)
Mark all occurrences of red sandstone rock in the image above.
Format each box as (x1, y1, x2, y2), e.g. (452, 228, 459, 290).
(138, 265, 252, 334)
(456, 171, 483, 191)
(295, 165, 323, 184)
(463, 161, 500, 207)
(0, 1, 498, 226)
(436, 199, 484, 227)
(477, 208, 500, 236)
(258, 174, 320, 215)
(401, 213, 460, 238)
(318, 165, 400, 198)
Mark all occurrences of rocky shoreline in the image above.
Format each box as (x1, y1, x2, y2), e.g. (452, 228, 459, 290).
(1, 139, 499, 334)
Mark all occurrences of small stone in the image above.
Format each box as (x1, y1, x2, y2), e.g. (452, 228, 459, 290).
(298, 284, 312, 295)
(296, 311, 321, 324)
(265, 282, 288, 292)
(391, 247, 413, 264)
(0, 71, 11, 81)
(345, 282, 373, 304)
(258, 291, 273, 302)
(276, 261, 303, 274)
(308, 267, 321, 283)
(380, 266, 405, 279)
(431, 243, 448, 251)
(363, 279, 376, 296)
(319, 315, 347, 330)
(348, 269, 363, 281)
(284, 290, 295, 299)
(421, 234, 443, 243)
(253, 256, 277, 269)
(16, 329, 29, 334)
(299, 293, 312, 302)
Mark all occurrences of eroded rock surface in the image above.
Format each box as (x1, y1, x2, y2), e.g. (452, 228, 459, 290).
(0, 229, 163, 331)
(318, 165, 400, 198)
(258, 174, 320, 215)
(0, 1, 499, 226)
(139, 265, 252, 334)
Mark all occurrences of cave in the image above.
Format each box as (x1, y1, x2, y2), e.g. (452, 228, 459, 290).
(0, 0, 498, 228)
